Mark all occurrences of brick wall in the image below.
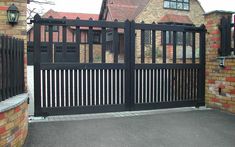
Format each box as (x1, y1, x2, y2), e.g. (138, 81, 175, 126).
(205, 11, 235, 113)
(0, 101, 28, 146)
(0, 0, 27, 91)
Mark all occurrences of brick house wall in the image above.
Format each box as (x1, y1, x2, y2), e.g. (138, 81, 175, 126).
(205, 11, 235, 113)
(100, 0, 205, 63)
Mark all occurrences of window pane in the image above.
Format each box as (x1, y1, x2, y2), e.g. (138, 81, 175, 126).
(177, 3, 183, 9)
(184, 0, 189, 2)
(183, 4, 189, 10)
(164, 1, 170, 8)
(170, 2, 177, 8)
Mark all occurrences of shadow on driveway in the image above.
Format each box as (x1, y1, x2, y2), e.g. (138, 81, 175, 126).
(24, 110, 235, 147)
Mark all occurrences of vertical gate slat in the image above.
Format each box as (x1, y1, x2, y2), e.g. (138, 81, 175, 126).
(162, 31, 167, 63)
(113, 28, 119, 63)
(109, 69, 112, 104)
(76, 26, 81, 63)
(88, 27, 93, 63)
(168, 69, 171, 102)
(96, 70, 99, 105)
(171, 69, 175, 102)
(91, 70, 95, 105)
(173, 31, 177, 63)
(51, 70, 55, 107)
(161, 69, 164, 102)
(79, 70, 82, 106)
(104, 69, 107, 105)
(56, 70, 60, 107)
(188, 68, 191, 100)
(143, 69, 146, 103)
(146, 69, 149, 103)
(70, 70, 74, 106)
(13, 38, 17, 95)
(9, 38, 13, 97)
(135, 70, 138, 103)
(192, 32, 196, 64)
(152, 30, 156, 63)
(139, 70, 143, 103)
(113, 70, 116, 104)
(5, 36, 9, 99)
(154, 69, 157, 103)
(65, 70, 69, 106)
(100, 70, 103, 105)
(48, 25, 53, 62)
(47, 70, 51, 107)
(157, 69, 160, 102)
(87, 70, 90, 106)
(151, 69, 154, 103)
(74, 70, 78, 106)
(62, 25, 67, 62)
(183, 32, 186, 63)
(42, 70, 46, 107)
(83, 70, 86, 106)
(2, 36, 6, 100)
(121, 69, 124, 104)
(178, 69, 181, 101)
(15, 39, 19, 94)
(61, 70, 64, 107)
(141, 30, 145, 63)
(175, 69, 178, 101)
(117, 70, 120, 104)
(101, 28, 106, 63)
(165, 69, 167, 102)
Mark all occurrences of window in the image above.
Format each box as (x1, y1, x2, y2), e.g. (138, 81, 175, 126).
(163, 31, 192, 46)
(45, 26, 59, 32)
(164, 0, 189, 10)
(144, 30, 151, 44)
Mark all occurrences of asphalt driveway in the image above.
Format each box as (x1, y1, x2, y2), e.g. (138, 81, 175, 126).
(24, 109, 235, 147)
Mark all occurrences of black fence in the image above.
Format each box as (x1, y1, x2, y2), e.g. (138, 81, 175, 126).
(32, 14, 206, 116)
(219, 16, 235, 56)
(0, 35, 25, 102)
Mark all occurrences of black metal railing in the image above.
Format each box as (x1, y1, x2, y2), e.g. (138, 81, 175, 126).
(0, 35, 24, 102)
(219, 15, 235, 56)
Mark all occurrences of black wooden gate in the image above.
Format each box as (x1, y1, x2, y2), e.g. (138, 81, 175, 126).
(32, 14, 206, 116)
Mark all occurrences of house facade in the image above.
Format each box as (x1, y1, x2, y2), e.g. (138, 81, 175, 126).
(99, 0, 205, 63)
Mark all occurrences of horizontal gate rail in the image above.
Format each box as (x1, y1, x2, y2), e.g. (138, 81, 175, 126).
(40, 63, 126, 70)
(135, 64, 201, 69)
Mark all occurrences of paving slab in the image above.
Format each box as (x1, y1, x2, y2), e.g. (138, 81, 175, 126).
(24, 109, 235, 147)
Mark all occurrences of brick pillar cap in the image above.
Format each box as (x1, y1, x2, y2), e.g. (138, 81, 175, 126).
(204, 10, 234, 16)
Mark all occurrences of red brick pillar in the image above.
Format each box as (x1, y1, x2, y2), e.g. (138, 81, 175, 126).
(205, 11, 235, 113)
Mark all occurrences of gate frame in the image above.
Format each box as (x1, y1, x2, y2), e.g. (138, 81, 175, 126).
(33, 14, 206, 116)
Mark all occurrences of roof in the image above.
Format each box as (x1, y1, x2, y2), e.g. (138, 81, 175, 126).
(99, 0, 150, 21)
(27, 10, 99, 33)
(158, 14, 193, 25)
(204, 10, 235, 16)
(43, 9, 99, 20)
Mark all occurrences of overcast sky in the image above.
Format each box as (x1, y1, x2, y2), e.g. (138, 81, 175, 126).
(28, 0, 234, 15)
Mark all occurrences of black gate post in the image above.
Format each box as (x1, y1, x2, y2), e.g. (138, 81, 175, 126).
(124, 20, 135, 111)
(197, 24, 206, 107)
(34, 14, 42, 116)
